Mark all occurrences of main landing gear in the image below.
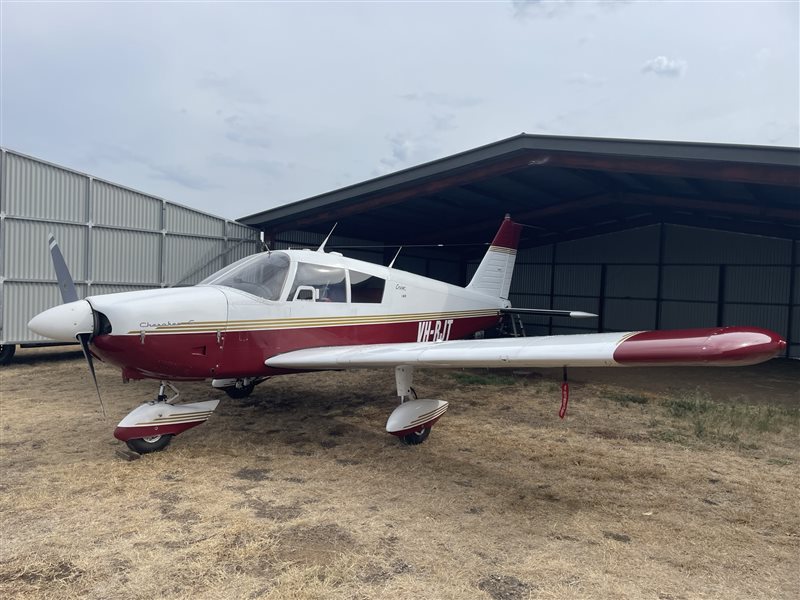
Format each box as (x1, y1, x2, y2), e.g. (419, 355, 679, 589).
(211, 377, 269, 399)
(113, 382, 220, 454)
(385, 366, 449, 445)
(114, 370, 448, 455)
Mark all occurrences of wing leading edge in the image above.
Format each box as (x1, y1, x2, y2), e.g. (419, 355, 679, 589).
(266, 326, 785, 370)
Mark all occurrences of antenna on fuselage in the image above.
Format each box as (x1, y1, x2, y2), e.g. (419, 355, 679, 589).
(317, 223, 338, 253)
(388, 246, 403, 268)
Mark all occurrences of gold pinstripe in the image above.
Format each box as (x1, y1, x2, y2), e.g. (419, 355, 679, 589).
(149, 410, 213, 419)
(613, 331, 641, 347)
(487, 246, 517, 255)
(136, 415, 213, 426)
(409, 406, 449, 427)
(127, 309, 500, 335)
(135, 410, 214, 426)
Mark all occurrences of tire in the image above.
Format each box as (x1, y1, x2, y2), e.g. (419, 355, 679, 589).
(402, 427, 430, 445)
(0, 344, 16, 366)
(126, 434, 174, 454)
(224, 382, 255, 399)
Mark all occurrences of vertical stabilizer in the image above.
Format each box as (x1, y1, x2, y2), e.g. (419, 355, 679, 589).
(466, 215, 522, 299)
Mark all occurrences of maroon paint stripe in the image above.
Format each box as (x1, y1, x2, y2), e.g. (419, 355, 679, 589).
(490, 217, 523, 250)
(113, 420, 207, 441)
(92, 315, 501, 381)
(613, 327, 786, 367)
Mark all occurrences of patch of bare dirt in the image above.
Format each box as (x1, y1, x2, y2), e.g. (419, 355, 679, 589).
(478, 574, 536, 600)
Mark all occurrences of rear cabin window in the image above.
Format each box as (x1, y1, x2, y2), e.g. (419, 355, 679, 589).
(289, 263, 347, 302)
(350, 270, 386, 303)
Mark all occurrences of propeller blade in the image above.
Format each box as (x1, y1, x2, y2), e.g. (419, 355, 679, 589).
(78, 333, 107, 420)
(48, 233, 79, 303)
(47, 235, 105, 418)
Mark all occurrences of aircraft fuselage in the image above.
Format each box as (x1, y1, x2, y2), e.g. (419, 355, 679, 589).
(81, 250, 505, 381)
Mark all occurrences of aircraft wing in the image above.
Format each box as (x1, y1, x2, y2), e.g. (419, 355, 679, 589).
(265, 327, 785, 370)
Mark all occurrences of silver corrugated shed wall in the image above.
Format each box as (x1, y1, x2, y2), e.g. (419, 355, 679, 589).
(0, 148, 261, 344)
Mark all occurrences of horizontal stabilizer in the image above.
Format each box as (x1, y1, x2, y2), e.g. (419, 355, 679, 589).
(501, 308, 597, 319)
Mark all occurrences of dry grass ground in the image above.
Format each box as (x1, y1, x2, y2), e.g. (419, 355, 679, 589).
(1, 348, 798, 600)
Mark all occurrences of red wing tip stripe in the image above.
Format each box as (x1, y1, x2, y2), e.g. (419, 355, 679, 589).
(612, 327, 786, 366)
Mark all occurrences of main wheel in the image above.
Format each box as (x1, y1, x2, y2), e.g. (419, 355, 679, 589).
(0, 344, 16, 366)
(402, 427, 431, 445)
(126, 434, 174, 454)
(224, 382, 255, 399)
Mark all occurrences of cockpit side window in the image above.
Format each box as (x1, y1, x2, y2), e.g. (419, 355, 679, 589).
(350, 270, 385, 303)
(289, 263, 347, 302)
(202, 252, 290, 301)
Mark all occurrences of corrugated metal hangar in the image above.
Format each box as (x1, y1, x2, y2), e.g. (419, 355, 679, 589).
(0, 148, 261, 364)
(239, 134, 800, 358)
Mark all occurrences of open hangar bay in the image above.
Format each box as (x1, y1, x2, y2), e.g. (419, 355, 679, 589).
(241, 134, 800, 359)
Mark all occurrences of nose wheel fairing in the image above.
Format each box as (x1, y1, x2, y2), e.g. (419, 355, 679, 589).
(114, 399, 220, 443)
(385, 366, 448, 443)
(386, 399, 449, 439)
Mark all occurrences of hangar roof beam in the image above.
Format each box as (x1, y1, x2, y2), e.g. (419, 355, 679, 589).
(239, 134, 800, 252)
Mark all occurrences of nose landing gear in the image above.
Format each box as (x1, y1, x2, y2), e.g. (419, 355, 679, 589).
(114, 382, 220, 454)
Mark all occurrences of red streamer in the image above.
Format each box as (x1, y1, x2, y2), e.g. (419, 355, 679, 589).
(559, 381, 569, 419)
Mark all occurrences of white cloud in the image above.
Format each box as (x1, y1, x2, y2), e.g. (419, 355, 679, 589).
(641, 56, 688, 78)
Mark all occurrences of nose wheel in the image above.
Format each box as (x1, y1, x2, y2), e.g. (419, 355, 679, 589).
(114, 382, 220, 455)
(126, 434, 174, 454)
(401, 427, 431, 445)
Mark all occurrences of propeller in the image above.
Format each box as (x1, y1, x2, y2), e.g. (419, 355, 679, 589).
(48, 233, 107, 419)
(48, 233, 79, 303)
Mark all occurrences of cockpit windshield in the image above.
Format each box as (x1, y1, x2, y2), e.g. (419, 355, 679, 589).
(200, 252, 290, 301)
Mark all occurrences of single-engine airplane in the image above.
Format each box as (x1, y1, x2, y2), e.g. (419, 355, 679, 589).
(29, 216, 786, 454)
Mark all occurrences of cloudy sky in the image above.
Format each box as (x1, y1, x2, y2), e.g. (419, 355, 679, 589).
(2, 1, 798, 221)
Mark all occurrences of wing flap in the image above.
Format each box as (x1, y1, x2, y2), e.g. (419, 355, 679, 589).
(266, 332, 629, 369)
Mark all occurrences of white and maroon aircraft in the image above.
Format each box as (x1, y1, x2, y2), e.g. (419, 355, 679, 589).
(29, 216, 786, 454)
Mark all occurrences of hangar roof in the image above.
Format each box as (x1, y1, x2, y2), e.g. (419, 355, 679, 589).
(239, 134, 800, 257)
